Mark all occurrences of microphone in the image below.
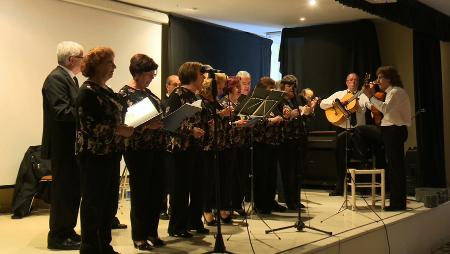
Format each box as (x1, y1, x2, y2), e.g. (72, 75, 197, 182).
(334, 98, 350, 118)
(200, 65, 223, 74)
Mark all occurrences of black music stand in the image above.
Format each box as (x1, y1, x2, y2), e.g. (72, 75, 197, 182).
(234, 88, 285, 238)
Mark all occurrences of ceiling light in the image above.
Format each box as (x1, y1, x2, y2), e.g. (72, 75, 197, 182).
(308, 0, 317, 6)
(299, 17, 306, 21)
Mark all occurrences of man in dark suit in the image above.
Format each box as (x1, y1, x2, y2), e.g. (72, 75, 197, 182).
(41, 41, 84, 250)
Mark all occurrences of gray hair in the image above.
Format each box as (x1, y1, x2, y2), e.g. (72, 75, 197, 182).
(236, 71, 251, 78)
(56, 41, 84, 66)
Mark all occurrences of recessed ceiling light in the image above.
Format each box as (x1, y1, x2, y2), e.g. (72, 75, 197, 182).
(299, 17, 306, 21)
(186, 7, 198, 11)
(308, 0, 317, 6)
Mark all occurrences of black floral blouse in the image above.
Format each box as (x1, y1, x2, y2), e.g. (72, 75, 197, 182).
(117, 85, 167, 151)
(280, 97, 307, 142)
(219, 96, 248, 147)
(76, 81, 125, 155)
(165, 86, 202, 152)
(200, 98, 227, 151)
(253, 103, 283, 145)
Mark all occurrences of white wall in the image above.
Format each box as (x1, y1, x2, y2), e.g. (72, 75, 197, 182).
(0, 0, 164, 185)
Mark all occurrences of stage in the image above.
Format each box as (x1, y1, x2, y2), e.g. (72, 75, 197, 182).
(1, 189, 450, 254)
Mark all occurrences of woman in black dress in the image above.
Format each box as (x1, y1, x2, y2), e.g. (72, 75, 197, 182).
(117, 54, 166, 250)
(166, 62, 209, 237)
(76, 47, 133, 254)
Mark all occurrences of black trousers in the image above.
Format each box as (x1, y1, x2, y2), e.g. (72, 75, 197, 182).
(382, 125, 408, 208)
(168, 148, 204, 233)
(279, 137, 307, 210)
(124, 149, 165, 240)
(219, 148, 236, 210)
(232, 146, 250, 209)
(78, 152, 121, 254)
(202, 151, 215, 211)
(253, 143, 278, 212)
(202, 149, 235, 211)
(49, 152, 80, 240)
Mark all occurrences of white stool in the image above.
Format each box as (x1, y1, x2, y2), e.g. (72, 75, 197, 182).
(344, 168, 385, 210)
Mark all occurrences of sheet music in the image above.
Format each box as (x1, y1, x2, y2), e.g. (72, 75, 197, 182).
(124, 97, 161, 128)
(163, 99, 203, 132)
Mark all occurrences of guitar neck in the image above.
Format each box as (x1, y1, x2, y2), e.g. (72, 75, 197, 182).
(347, 87, 366, 103)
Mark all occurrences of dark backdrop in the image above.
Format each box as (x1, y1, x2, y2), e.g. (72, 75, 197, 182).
(413, 32, 446, 187)
(167, 15, 272, 91)
(279, 19, 381, 130)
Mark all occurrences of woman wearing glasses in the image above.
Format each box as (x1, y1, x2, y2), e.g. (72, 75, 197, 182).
(117, 54, 166, 251)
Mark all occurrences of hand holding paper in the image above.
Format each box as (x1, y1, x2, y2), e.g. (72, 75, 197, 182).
(125, 97, 161, 128)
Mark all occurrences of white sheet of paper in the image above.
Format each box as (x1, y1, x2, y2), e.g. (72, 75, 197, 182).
(189, 99, 203, 108)
(124, 97, 160, 128)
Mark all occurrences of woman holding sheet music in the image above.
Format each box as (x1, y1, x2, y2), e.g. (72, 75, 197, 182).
(166, 61, 209, 238)
(117, 54, 166, 251)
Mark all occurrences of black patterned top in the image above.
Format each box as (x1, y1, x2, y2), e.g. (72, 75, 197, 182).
(165, 86, 202, 151)
(280, 97, 307, 142)
(200, 98, 227, 151)
(219, 96, 248, 147)
(117, 85, 167, 151)
(76, 80, 125, 155)
(253, 103, 283, 145)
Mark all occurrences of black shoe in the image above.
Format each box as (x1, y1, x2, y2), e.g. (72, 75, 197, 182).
(168, 230, 193, 238)
(133, 241, 153, 251)
(111, 223, 127, 229)
(48, 237, 81, 250)
(272, 202, 287, 212)
(68, 231, 81, 242)
(192, 227, 210, 234)
(159, 211, 170, 220)
(329, 190, 343, 196)
(205, 219, 217, 226)
(220, 216, 233, 224)
(148, 237, 166, 247)
(111, 217, 127, 229)
(383, 206, 406, 211)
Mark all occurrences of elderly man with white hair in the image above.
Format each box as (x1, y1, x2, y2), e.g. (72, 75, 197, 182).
(41, 41, 84, 250)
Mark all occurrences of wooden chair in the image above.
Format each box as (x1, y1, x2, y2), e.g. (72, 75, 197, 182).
(344, 168, 385, 210)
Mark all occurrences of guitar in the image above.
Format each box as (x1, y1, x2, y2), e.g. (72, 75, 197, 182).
(324, 73, 370, 126)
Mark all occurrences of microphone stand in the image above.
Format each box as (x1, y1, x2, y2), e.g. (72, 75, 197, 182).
(205, 76, 232, 254)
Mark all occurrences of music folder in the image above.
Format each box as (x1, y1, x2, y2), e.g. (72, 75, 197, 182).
(162, 99, 203, 132)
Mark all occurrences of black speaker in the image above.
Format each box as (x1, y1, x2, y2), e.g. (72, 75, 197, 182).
(304, 131, 337, 187)
(405, 147, 422, 195)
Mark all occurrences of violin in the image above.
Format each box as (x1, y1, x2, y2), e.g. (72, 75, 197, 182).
(370, 83, 386, 126)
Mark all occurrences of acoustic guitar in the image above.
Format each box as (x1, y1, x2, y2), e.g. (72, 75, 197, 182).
(324, 73, 370, 126)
